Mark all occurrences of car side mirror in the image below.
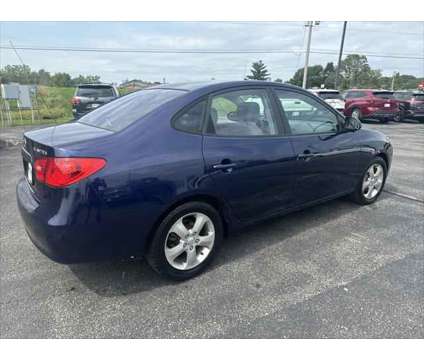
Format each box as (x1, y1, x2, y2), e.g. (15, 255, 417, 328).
(344, 116, 362, 131)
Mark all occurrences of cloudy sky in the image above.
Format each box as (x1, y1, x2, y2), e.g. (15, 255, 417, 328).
(0, 21, 423, 84)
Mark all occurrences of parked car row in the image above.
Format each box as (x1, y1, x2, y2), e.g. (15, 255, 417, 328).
(310, 88, 424, 123)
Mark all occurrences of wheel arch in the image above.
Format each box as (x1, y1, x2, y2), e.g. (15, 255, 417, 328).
(143, 193, 231, 252)
(376, 152, 389, 169)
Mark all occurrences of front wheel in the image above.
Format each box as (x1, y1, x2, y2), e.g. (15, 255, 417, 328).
(146, 202, 223, 280)
(350, 158, 387, 205)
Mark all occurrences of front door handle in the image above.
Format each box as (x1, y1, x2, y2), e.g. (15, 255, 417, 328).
(297, 150, 318, 160)
(212, 159, 237, 172)
(213, 163, 237, 170)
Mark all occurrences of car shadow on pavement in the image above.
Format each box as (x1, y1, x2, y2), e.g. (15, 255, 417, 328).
(68, 196, 369, 297)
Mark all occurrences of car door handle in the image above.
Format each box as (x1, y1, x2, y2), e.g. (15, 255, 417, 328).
(213, 163, 237, 170)
(297, 150, 318, 160)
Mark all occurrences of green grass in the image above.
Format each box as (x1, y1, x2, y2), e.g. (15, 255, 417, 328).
(1, 86, 75, 127)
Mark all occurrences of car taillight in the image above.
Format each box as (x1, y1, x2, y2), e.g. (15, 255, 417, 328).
(34, 157, 106, 188)
(71, 97, 81, 105)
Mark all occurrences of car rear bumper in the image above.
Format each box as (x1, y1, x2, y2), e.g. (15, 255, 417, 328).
(368, 110, 399, 120)
(408, 110, 424, 119)
(16, 178, 146, 264)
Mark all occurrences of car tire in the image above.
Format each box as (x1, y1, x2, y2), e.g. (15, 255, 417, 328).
(350, 157, 387, 205)
(145, 201, 223, 280)
(351, 108, 362, 121)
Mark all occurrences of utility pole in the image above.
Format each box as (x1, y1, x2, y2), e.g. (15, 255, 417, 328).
(334, 21, 347, 89)
(302, 21, 319, 89)
(391, 71, 398, 91)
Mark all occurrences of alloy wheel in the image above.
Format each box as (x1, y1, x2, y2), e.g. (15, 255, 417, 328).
(164, 212, 215, 270)
(352, 109, 361, 121)
(362, 163, 384, 200)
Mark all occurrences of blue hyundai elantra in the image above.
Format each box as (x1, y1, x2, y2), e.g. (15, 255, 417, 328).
(17, 81, 393, 279)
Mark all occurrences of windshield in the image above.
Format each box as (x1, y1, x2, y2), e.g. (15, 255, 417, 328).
(318, 92, 343, 100)
(78, 89, 184, 131)
(77, 86, 115, 97)
(373, 91, 394, 99)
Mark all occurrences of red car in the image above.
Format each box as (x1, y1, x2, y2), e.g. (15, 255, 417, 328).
(344, 89, 400, 123)
(394, 91, 424, 122)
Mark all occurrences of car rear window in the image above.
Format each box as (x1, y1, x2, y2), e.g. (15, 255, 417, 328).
(373, 91, 394, 99)
(394, 92, 413, 100)
(76, 86, 115, 97)
(318, 92, 343, 100)
(78, 89, 184, 132)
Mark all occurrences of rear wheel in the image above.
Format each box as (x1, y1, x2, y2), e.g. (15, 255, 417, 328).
(350, 158, 387, 205)
(146, 202, 223, 280)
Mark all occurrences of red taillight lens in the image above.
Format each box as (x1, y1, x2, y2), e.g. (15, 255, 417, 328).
(34, 157, 106, 188)
(71, 96, 81, 105)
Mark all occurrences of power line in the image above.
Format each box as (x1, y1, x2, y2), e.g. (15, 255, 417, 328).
(8, 41, 26, 66)
(1, 45, 423, 60)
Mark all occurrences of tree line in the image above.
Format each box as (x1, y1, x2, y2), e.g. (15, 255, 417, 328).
(246, 55, 423, 90)
(1, 54, 423, 90)
(0, 65, 101, 87)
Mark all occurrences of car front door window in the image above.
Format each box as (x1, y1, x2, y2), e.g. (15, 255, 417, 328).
(275, 90, 339, 135)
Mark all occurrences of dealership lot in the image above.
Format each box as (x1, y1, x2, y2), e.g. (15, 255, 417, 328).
(0, 121, 423, 338)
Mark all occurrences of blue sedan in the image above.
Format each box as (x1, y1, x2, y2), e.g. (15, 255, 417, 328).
(16, 81, 393, 280)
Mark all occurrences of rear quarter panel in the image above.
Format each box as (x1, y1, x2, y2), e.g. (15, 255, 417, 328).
(57, 100, 216, 258)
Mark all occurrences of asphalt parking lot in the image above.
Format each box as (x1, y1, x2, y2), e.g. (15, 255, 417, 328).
(1, 120, 423, 338)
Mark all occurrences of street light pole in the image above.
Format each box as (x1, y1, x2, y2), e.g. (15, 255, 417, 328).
(302, 21, 314, 89)
(334, 21, 347, 89)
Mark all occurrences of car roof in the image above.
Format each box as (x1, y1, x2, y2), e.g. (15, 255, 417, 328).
(310, 89, 340, 92)
(347, 89, 392, 92)
(150, 80, 300, 93)
(77, 83, 115, 87)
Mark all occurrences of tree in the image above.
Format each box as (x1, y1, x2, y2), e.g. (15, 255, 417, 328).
(0, 64, 103, 87)
(246, 60, 270, 80)
(274, 78, 283, 83)
(288, 65, 324, 88)
(322, 62, 337, 88)
(37, 69, 51, 86)
(50, 72, 72, 87)
(340, 54, 382, 89)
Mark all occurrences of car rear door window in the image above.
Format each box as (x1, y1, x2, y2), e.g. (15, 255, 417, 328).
(173, 100, 206, 134)
(275, 90, 339, 135)
(206, 89, 279, 136)
(78, 89, 184, 132)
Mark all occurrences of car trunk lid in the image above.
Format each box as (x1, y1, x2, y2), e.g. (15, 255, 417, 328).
(22, 122, 113, 199)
